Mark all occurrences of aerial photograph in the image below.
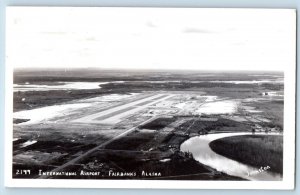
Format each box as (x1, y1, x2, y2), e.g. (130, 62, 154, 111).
(7, 7, 295, 182)
(12, 69, 284, 181)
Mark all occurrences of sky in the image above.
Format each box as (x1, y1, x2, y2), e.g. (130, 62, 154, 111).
(6, 7, 296, 71)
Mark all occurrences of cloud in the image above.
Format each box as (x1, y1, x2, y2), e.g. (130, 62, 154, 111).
(232, 41, 246, 46)
(183, 28, 214, 34)
(40, 31, 68, 35)
(146, 21, 157, 28)
(227, 27, 236, 32)
(85, 36, 97, 41)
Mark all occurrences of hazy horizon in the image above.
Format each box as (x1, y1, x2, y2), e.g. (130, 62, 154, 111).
(13, 67, 284, 73)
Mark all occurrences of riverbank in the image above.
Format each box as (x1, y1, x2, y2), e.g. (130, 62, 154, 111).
(209, 134, 283, 174)
(180, 132, 282, 181)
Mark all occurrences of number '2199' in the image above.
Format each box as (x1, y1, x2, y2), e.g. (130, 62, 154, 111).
(16, 169, 31, 175)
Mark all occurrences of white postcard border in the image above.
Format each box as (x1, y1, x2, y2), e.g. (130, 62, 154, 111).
(4, 7, 296, 189)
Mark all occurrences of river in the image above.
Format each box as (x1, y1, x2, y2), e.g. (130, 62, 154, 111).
(180, 132, 282, 181)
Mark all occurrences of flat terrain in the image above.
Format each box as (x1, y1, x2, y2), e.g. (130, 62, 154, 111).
(73, 94, 174, 124)
(12, 69, 284, 180)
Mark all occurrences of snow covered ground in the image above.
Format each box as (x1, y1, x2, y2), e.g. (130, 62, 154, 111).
(196, 100, 238, 115)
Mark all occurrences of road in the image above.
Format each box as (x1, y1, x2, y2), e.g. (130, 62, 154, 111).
(38, 116, 160, 179)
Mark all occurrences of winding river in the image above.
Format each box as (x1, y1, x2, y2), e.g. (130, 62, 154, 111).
(180, 132, 282, 181)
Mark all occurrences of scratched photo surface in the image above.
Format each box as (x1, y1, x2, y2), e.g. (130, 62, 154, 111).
(7, 7, 295, 183)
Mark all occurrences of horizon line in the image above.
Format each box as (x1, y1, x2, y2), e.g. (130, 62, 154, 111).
(13, 67, 284, 73)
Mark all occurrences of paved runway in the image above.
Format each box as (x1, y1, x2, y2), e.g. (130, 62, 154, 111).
(73, 93, 174, 124)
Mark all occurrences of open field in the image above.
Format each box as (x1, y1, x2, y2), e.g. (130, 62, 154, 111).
(12, 69, 284, 180)
(13, 69, 283, 111)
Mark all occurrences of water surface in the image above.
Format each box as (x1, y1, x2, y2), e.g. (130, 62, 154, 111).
(180, 132, 282, 181)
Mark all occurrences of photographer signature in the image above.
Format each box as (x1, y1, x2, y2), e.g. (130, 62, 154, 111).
(247, 166, 271, 177)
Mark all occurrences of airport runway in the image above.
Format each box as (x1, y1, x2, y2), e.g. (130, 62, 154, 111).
(73, 93, 174, 124)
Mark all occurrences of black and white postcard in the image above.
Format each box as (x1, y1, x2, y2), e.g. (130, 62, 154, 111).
(5, 7, 296, 189)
